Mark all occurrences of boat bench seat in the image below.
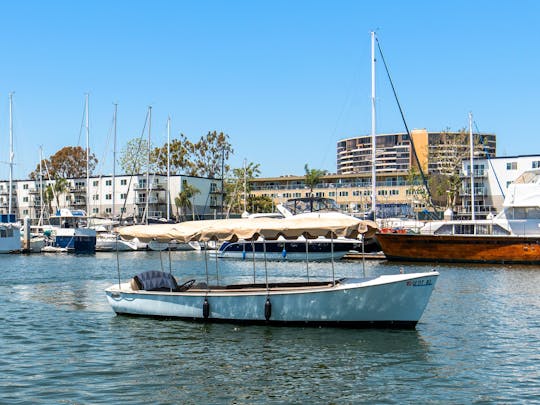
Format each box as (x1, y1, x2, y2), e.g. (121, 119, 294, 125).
(131, 270, 182, 292)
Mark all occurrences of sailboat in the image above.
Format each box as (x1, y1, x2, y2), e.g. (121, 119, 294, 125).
(41, 94, 96, 253)
(93, 104, 139, 252)
(0, 93, 22, 253)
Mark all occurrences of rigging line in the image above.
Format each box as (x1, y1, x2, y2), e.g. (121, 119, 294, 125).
(375, 36, 437, 216)
(473, 121, 505, 199)
(322, 62, 362, 168)
(95, 112, 115, 176)
(119, 108, 150, 224)
(77, 98, 86, 146)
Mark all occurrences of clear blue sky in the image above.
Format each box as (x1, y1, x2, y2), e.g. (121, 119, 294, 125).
(1, 0, 539, 180)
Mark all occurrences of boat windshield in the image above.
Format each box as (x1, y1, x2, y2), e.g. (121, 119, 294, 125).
(434, 223, 511, 236)
(513, 170, 540, 184)
(282, 197, 340, 215)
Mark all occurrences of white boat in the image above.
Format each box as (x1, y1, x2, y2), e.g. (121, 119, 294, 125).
(41, 208, 96, 253)
(214, 197, 380, 261)
(0, 215, 21, 253)
(147, 240, 201, 251)
(96, 232, 140, 252)
(212, 235, 360, 261)
(106, 216, 438, 328)
(90, 219, 140, 252)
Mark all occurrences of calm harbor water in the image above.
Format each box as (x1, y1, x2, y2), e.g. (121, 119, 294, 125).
(1, 252, 539, 404)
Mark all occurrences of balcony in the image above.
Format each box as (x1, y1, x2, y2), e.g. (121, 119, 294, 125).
(69, 187, 86, 193)
(0, 189, 16, 196)
(135, 183, 165, 191)
(136, 197, 161, 205)
(460, 169, 487, 178)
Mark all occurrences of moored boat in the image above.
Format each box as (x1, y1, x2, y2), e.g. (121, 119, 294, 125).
(213, 236, 362, 261)
(0, 214, 21, 253)
(41, 208, 96, 253)
(376, 169, 540, 264)
(105, 216, 438, 328)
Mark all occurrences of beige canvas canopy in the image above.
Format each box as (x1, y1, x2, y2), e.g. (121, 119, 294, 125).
(118, 216, 378, 243)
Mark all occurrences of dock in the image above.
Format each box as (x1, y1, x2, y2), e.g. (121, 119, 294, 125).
(343, 252, 386, 260)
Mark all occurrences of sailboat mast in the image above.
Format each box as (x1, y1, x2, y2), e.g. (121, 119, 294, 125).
(113, 103, 117, 220)
(243, 158, 247, 214)
(85, 93, 90, 217)
(39, 146, 44, 226)
(8, 92, 14, 215)
(167, 116, 170, 222)
(146, 106, 152, 225)
(469, 112, 475, 222)
(370, 31, 377, 218)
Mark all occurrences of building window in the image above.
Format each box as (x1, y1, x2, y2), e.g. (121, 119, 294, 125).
(120, 207, 126, 213)
(23, 197, 29, 202)
(329, 191, 336, 197)
(105, 180, 112, 186)
(105, 208, 112, 214)
(120, 179, 127, 186)
(93, 180, 99, 186)
(93, 194, 99, 201)
(23, 209, 29, 215)
(533, 161, 540, 169)
(120, 193, 127, 199)
(92, 208, 99, 214)
(105, 194, 112, 200)
(23, 184, 29, 190)
(339, 191, 349, 197)
(506, 162, 517, 170)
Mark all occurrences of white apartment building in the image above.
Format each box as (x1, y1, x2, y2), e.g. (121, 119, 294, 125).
(0, 173, 223, 223)
(460, 154, 540, 217)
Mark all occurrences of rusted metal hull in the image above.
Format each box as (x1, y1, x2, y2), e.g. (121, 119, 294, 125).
(376, 233, 540, 264)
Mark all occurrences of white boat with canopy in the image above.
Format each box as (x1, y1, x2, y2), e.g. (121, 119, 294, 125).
(106, 216, 438, 328)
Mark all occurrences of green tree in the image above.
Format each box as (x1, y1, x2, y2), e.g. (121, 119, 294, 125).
(52, 178, 69, 210)
(225, 161, 261, 214)
(43, 184, 55, 215)
(174, 181, 200, 221)
(152, 133, 195, 175)
(119, 138, 157, 175)
(190, 131, 234, 178)
(29, 146, 97, 180)
(427, 127, 485, 211)
(304, 164, 327, 196)
(247, 195, 274, 214)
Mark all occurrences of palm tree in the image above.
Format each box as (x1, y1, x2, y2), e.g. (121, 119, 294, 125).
(52, 178, 69, 210)
(304, 164, 327, 197)
(43, 184, 55, 216)
(174, 181, 200, 221)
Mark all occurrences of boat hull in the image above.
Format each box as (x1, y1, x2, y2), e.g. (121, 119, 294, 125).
(376, 233, 540, 264)
(105, 272, 438, 329)
(96, 236, 138, 252)
(52, 228, 96, 253)
(0, 230, 21, 253)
